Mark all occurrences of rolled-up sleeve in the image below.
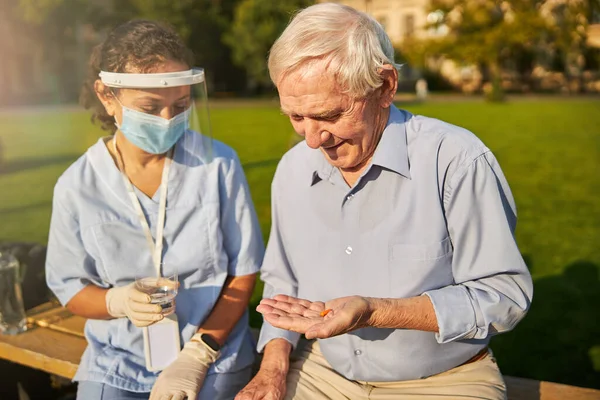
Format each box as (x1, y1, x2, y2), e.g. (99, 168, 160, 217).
(45, 187, 104, 306)
(424, 151, 533, 344)
(257, 166, 301, 352)
(220, 153, 265, 276)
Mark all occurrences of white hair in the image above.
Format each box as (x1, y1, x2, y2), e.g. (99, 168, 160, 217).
(268, 2, 399, 98)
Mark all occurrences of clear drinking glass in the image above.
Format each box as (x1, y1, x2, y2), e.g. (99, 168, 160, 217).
(135, 264, 178, 316)
(0, 252, 28, 335)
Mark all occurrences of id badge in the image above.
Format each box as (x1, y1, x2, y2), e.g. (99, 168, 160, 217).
(143, 313, 181, 372)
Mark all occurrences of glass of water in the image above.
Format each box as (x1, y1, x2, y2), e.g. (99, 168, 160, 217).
(135, 264, 178, 316)
(0, 252, 27, 335)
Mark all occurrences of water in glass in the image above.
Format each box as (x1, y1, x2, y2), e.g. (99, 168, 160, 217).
(135, 277, 178, 315)
(0, 252, 27, 335)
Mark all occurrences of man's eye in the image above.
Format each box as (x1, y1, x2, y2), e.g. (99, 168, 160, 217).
(291, 115, 304, 121)
(319, 115, 340, 122)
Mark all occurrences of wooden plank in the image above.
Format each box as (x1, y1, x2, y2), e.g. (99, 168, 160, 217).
(46, 314, 86, 337)
(1, 319, 598, 399)
(506, 376, 600, 400)
(0, 326, 87, 379)
(26, 302, 86, 338)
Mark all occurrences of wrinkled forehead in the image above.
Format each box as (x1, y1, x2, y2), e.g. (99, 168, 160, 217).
(278, 60, 350, 114)
(277, 59, 341, 93)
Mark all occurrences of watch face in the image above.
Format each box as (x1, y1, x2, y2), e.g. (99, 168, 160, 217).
(202, 334, 220, 352)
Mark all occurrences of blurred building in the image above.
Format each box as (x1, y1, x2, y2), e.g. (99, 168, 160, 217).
(321, 0, 438, 44)
(322, 0, 600, 93)
(588, 10, 600, 48)
(327, 0, 600, 47)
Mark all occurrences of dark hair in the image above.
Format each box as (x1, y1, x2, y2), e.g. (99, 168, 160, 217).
(80, 20, 195, 132)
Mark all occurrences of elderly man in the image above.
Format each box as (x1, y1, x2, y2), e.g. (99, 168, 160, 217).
(237, 3, 533, 400)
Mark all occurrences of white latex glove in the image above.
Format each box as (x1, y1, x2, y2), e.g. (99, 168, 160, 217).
(105, 283, 164, 327)
(150, 333, 219, 400)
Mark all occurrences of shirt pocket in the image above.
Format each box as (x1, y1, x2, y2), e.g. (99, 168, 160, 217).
(388, 237, 454, 297)
(91, 221, 150, 285)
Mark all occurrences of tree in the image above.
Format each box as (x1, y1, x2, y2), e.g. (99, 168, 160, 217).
(414, 0, 549, 100)
(407, 0, 600, 98)
(9, 0, 111, 103)
(541, 0, 597, 91)
(120, 0, 246, 93)
(224, 0, 312, 92)
(3, 0, 251, 104)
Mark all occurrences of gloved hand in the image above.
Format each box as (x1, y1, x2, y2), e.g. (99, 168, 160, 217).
(105, 283, 164, 327)
(149, 333, 220, 400)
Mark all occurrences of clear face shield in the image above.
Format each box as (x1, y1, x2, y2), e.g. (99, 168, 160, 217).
(99, 68, 213, 162)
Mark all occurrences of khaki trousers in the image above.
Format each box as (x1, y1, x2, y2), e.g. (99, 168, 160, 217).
(285, 340, 507, 400)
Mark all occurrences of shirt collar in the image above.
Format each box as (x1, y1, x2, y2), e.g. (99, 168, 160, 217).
(309, 156, 333, 186)
(309, 105, 411, 186)
(370, 105, 411, 179)
(87, 137, 131, 209)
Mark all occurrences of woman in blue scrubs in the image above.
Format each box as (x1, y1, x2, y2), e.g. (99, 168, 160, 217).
(45, 20, 264, 400)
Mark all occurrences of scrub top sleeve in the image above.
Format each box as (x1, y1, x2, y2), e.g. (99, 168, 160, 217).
(45, 189, 106, 306)
(219, 152, 265, 277)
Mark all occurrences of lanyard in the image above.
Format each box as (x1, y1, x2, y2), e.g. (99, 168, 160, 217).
(112, 137, 173, 276)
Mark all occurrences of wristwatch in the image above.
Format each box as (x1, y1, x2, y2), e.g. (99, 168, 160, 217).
(198, 333, 221, 352)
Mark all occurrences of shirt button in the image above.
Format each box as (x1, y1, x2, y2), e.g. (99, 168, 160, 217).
(346, 194, 354, 201)
(345, 246, 353, 255)
(354, 349, 362, 356)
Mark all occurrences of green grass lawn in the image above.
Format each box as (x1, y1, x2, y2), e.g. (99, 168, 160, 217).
(0, 98, 599, 388)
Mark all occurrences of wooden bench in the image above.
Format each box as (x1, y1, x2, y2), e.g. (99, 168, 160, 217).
(503, 376, 600, 400)
(1, 304, 598, 400)
(0, 302, 86, 379)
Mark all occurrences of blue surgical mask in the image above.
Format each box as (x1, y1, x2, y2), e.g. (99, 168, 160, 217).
(115, 104, 190, 154)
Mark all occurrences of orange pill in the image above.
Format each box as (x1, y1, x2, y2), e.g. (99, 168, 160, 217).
(320, 309, 332, 317)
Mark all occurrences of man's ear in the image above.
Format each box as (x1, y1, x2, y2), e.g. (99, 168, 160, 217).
(94, 80, 117, 117)
(377, 64, 398, 108)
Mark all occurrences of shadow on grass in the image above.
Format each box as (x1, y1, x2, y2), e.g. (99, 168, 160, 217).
(491, 260, 600, 389)
(0, 154, 79, 175)
(0, 202, 52, 216)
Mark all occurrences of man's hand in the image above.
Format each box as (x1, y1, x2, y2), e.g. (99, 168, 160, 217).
(235, 366, 287, 400)
(258, 295, 440, 337)
(236, 338, 291, 400)
(257, 295, 373, 339)
(149, 334, 218, 400)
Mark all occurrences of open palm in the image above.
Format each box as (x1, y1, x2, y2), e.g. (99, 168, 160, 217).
(256, 295, 372, 339)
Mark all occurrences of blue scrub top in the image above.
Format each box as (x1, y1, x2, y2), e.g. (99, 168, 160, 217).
(46, 131, 265, 392)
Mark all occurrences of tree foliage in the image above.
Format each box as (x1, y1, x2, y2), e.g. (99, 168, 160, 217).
(7, 0, 111, 101)
(423, 0, 547, 94)
(224, 0, 312, 89)
(408, 0, 598, 97)
(541, 0, 596, 75)
(119, 0, 245, 92)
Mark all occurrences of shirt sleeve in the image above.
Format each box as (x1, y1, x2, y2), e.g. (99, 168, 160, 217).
(423, 151, 533, 344)
(256, 165, 301, 352)
(45, 186, 105, 306)
(220, 152, 265, 276)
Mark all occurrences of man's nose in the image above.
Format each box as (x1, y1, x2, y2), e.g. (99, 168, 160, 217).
(304, 120, 331, 149)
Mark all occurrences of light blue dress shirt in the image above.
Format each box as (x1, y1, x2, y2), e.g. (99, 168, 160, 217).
(257, 105, 533, 382)
(46, 130, 264, 392)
